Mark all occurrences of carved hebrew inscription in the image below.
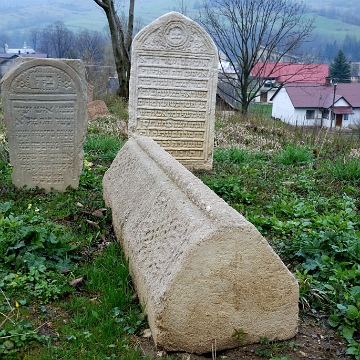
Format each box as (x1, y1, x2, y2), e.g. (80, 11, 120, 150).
(129, 12, 218, 170)
(2, 58, 88, 192)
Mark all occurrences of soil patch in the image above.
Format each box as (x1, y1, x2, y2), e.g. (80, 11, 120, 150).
(135, 313, 351, 359)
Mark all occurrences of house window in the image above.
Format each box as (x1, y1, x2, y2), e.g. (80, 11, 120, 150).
(344, 114, 349, 120)
(322, 110, 329, 119)
(264, 81, 273, 88)
(306, 110, 315, 119)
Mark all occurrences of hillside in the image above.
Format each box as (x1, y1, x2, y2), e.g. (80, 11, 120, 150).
(2, 0, 360, 55)
(1, 0, 181, 35)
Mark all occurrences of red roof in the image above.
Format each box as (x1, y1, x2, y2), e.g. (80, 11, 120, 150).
(251, 62, 329, 83)
(333, 106, 354, 114)
(278, 82, 360, 108)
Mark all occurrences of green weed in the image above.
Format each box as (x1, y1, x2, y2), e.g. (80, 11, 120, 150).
(202, 174, 254, 213)
(214, 147, 250, 165)
(231, 328, 247, 346)
(326, 157, 360, 182)
(201, 116, 360, 357)
(274, 143, 313, 165)
(0, 201, 78, 301)
(254, 337, 293, 358)
(84, 134, 124, 166)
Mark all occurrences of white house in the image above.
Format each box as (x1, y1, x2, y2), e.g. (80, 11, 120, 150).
(4, 42, 36, 55)
(251, 62, 329, 104)
(271, 80, 360, 128)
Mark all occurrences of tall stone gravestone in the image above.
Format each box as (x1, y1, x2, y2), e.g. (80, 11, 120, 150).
(128, 12, 218, 170)
(1, 58, 88, 192)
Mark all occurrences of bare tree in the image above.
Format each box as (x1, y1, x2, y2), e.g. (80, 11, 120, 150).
(76, 29, 107, 64)
(40, 21, 75, 58)
(174, 0, 190, 16)
(29, 27, 41, 52)
(93, 0, 135, 98)
(198, 0, 315, 116)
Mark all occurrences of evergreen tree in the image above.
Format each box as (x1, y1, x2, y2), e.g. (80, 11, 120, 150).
(329, 49, 351, 83)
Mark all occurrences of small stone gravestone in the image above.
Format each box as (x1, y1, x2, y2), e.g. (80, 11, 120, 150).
(87, 100, 110, 121)
(1, 57, 88, 192)
(128, 12, 218, 170)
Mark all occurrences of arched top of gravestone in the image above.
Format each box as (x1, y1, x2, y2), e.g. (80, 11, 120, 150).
(133, 12, 217, 55)
(1, 58, 85, 95)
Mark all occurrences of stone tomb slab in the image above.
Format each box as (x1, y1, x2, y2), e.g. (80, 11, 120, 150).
(128, 12, 218, 170)
(103, 136, 299, 354)
(1, 57, 88, 192)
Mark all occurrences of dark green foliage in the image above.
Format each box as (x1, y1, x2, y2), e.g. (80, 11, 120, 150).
(202, 174, 254, 207)
(0, 201, 78, 301)
(329, 49, 351, 83)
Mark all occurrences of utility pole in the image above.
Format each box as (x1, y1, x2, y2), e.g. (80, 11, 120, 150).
(330, 78, 338, 129)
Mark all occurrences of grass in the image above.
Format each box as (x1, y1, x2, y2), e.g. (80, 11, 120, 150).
(199, 112, 360, 358)
(274, 143, 313, 165)
(23, 244, 147, 360)
(0, 97, 360, 359)
(0, 100, 144, 358)
(310, 14, 360, 41)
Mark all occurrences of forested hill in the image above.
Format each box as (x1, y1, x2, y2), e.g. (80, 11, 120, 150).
(305, 0, 360, 27)
(2, 0, 360, 62)
(4, 0, 360, 35)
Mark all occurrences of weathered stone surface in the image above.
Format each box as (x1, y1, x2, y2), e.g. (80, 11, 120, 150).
(1, 57, 88, 192)
(87, 100, 110, 121)
(103, 136, 299, 354)
(128, 12, 218, 170)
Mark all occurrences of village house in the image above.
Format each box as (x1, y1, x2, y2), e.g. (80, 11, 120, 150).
(0, 43, 47, 90)
(350, 62, 360, 83)
(251, 62, 329, 103)
(0, 54, 19, 84)
(4, 42, 36, 55)
(271, 79, 360, 128)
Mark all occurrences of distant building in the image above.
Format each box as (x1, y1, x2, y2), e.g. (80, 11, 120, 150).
(251, 62, 329, 103)
(349, 62, 360, 83)
(0, 44, 48, 91)
(4, 42, 36, 55)
(271, 80, 360, 128)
